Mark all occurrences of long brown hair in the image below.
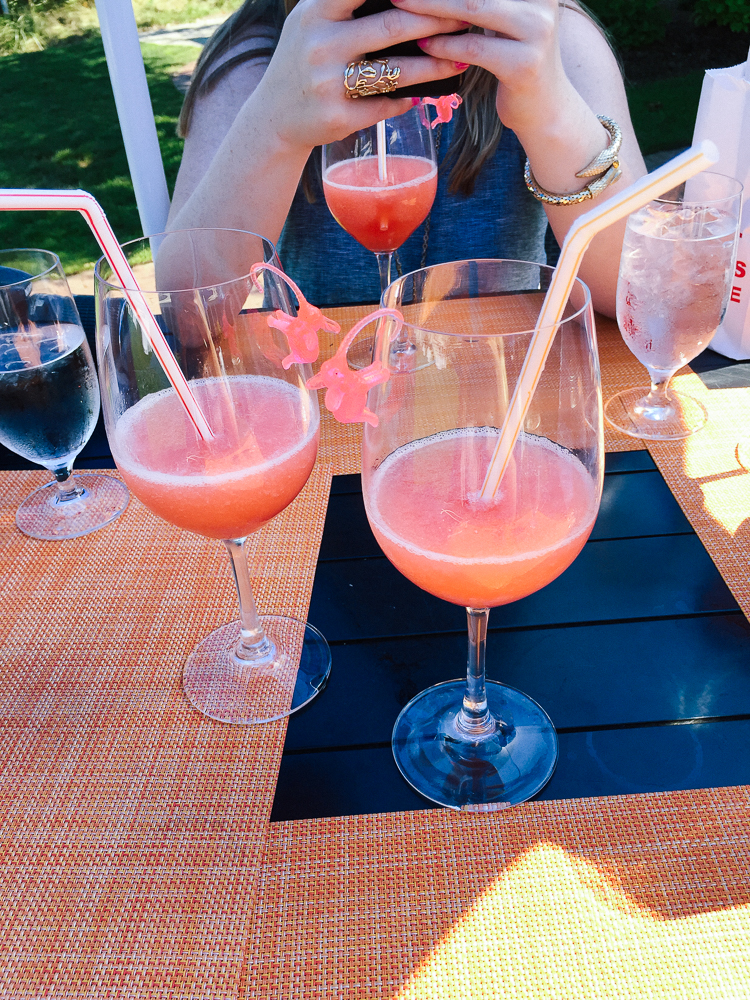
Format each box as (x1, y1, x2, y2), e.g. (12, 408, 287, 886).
(179, 2, 604, 198)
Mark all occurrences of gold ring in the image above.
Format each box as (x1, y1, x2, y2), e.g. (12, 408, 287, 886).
(344, 58, 401, 99)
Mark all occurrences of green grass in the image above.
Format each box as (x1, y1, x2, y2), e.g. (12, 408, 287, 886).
(0, 38, 194, 272)
(0, 0, 234, 55)
(626, 72, 705, 155)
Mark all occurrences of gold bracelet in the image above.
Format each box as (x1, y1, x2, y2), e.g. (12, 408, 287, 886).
(524, 115, 623, 206)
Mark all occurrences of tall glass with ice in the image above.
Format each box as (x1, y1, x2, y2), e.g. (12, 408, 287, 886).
(605, 172, 742, 440)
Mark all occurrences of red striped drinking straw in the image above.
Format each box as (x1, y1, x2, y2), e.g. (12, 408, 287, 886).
(0, 188, 214, 441)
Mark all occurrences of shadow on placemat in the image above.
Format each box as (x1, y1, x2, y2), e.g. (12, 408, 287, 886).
(691, 347, 750, 390)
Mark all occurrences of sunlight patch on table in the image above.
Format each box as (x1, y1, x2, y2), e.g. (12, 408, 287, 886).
(396, 842, 750, 1000)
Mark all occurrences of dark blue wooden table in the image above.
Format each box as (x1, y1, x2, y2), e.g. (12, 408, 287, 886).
(4, 296, 750, 821)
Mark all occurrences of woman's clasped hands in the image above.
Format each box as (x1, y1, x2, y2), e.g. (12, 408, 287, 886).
(255, 0, 467, 149)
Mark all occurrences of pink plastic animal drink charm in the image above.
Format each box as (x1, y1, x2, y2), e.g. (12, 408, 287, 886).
(250, 262, 340, 368)
(307, 309, 404, 426)
(420, 93, 463, 128)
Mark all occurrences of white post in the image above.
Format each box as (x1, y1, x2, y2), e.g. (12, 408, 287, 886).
(94, 0, 171, 237)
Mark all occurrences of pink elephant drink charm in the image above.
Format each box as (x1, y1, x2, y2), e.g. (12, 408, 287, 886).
(307, 308, 404, 426)
(250, 262, 340, 368)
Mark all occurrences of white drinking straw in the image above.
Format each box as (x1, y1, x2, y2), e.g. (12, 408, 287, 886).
(479, 140, 720, 499)
(0, 187, 214, 441)
(377, 119, 388, 183)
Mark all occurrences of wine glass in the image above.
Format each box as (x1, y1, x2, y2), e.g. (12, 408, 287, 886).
(605, 171, 742, 440)
(95, 228, 331, 725)
(323, 105, 437, 366)
(0, 248, 129, 540)
(360, 259, 603, 809)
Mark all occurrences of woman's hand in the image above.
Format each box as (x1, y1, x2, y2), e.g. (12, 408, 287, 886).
(384, 0, 647, 316)
(394, 0, 585, 142)
(256, 0, 467, 151)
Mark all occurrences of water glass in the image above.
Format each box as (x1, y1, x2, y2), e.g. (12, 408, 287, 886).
(605, 172, 742, 440)
(0, 249, 128, 539)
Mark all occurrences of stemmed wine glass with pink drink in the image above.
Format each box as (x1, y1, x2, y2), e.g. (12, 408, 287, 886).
(359, 259, 603, 809)
(95, 228, 331, 725)
(323, 106, 437, 365)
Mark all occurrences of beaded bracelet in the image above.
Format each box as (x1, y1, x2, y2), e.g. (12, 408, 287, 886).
(524, 116, 623, 206)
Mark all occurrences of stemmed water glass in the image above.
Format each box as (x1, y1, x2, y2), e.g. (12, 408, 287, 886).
(323, 105, 437, 366)
(0, 248, 129, 539)
(95, 228, 331, 725)
(360, 259, 603, 809)
(605, 172, 742, 440)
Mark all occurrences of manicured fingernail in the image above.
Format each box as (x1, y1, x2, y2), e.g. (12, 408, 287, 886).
(454, 62, 469, 70)
(411, 96, 421, 106)
(459, 21, 471, 26)
(416, 38, 429, 48)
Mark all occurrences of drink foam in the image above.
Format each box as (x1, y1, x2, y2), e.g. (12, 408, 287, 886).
(115, 375, 318, 486)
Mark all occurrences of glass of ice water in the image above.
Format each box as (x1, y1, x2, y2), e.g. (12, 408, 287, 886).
(0, 249, 129, 539)
(605, 172, 742, 440)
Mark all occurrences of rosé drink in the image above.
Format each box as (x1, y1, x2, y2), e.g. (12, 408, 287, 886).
(365, 428, 598, 609)
(322, 155, 437, 254)
(365, 257, 601, 809)
(96, 227, 331, 726)
(112, 375, 318, 540)
(617, 201, 738, 371)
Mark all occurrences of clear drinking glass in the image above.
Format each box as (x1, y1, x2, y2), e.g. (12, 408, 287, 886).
(361, 259, 603, 809)
(323, 106, 437, 366)
(95, 228, 331, 724)
(605, 171, 742, 440)
(0, 248, 129, 539)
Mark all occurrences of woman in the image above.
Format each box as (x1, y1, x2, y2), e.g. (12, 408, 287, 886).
(168, 0, 646, 314)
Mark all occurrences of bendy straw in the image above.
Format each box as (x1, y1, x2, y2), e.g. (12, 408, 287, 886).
(0, 188, 214, 441)
(479, 140, 720, 499)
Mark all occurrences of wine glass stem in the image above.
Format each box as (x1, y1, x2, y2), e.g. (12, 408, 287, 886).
(376, 252, 393, 294)
(52, 462, 84, 504)
(644, 366, 676, 407)
(456, 607, 495, 738)
(224, 538, 275, 666)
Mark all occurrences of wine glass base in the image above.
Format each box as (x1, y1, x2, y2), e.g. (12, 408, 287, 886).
(392, 679, 558, 810)
(604, 387, 707, 440)
(15, 474, 129, 540)
(182, 615, 331, 724)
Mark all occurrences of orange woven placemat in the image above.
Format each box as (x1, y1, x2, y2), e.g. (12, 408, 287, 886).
(643, 374, 750, 620)
(244, 786, 750, 999)
(0, 463, 330, 997)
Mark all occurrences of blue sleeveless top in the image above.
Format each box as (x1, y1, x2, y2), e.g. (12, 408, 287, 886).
(277, 118, 548, 307)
